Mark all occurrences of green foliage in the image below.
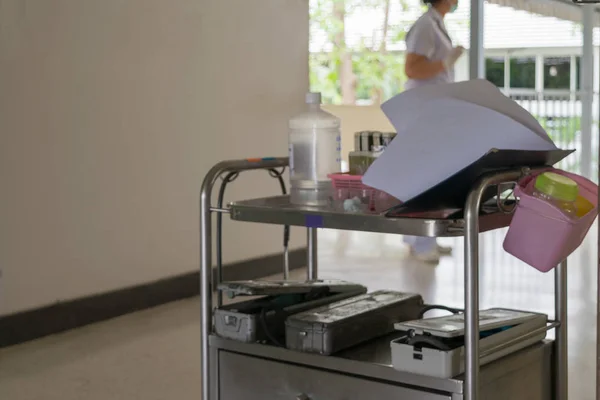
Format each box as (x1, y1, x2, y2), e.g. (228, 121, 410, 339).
(353, 52, 408, 102)
(310, 54, 343, 104)
(309, 0, 411, 105)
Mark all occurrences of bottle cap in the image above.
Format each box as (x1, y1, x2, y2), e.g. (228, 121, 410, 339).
(305, 92, 322, 105)
(534, 172, 579, 202)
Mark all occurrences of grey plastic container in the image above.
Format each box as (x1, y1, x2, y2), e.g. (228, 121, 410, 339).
(390, 309, 547, 378)
(285, 290, 424, 355)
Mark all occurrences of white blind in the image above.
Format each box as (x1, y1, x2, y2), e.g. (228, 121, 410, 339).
(488, 0, 600, 26)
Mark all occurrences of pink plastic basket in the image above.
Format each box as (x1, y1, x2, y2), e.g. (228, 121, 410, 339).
(503, 169, 598, 272)
(328, 173, 400, 213)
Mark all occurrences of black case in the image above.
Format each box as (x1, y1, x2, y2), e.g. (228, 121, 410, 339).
(386, 148, 573, 215)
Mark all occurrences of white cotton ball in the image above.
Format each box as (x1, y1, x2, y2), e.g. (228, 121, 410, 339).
(343, 197, 363, 212)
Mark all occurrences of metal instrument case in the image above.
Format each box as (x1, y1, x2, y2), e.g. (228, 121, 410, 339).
(390, 308, 548, 378)
(215, 280, 367, 344)
(285, 290, 424, 355)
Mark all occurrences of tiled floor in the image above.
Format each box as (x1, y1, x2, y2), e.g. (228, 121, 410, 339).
(0, 227, 597, 399)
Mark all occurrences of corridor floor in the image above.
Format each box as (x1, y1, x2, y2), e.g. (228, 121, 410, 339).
(0, 228, 597, 399)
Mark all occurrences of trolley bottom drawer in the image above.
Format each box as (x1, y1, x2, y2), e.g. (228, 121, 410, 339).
(218, 351, 450, 400)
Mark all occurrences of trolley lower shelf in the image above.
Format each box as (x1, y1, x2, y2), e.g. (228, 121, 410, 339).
(210, 334, 553, 400)
(230, 196, 513, 237)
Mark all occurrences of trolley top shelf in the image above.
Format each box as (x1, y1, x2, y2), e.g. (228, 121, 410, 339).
(229, 195, 513, 237)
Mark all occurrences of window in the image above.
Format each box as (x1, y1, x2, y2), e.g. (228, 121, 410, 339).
(544, 57, 571, 90)
(510, 57, 536, 89)
(485, 57, 505, 88)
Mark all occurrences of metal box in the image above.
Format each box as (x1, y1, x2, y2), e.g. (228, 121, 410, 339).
(215, 280, 366, 344)
(285, 290, 424, 355)
(391, 308, 548, 378)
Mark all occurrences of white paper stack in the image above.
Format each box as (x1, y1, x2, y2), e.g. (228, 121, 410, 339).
(362, 79, 559, 203)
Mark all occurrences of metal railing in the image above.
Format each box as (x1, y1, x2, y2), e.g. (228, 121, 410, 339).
(506, 90, 599, 179)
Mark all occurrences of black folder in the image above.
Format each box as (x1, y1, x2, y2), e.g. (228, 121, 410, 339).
(385, 148, 574, 216)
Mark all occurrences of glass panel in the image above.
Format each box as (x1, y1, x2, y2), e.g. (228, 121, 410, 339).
(485, 57, 505, 87)
(308, 0, 472, 104)
(510, 57, 536, 89)
(544, 56, 571, 90)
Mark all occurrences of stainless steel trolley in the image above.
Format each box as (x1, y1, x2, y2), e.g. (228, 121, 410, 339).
(200, 157, 568, 400)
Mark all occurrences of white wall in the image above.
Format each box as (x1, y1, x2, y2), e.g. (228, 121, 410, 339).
(0, 0, 308, 316)
(322, 105, 394, 160)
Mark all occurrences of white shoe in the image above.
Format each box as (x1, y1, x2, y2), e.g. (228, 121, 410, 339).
(437, 244, 453, 255)
(412, 249, 441, 264)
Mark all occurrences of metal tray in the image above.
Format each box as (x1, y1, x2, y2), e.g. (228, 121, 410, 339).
(229, 196, 514, 237)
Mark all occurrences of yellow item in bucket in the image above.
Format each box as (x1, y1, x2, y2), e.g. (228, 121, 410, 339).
(575, 196, 594, 218)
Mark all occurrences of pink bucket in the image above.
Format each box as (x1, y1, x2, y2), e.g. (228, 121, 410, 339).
(503, 169, 598, 272)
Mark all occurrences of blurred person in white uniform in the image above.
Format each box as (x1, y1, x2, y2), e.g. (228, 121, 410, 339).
(402, 0, 465, 263)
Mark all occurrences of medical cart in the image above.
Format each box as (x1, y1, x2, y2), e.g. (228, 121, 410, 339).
(200, 157, 568, 400)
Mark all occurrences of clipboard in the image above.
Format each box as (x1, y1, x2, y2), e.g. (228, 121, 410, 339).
(385, 148, 573, 215)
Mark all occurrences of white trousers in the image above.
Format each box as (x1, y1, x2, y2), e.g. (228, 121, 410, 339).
(403, 236, 437, 254)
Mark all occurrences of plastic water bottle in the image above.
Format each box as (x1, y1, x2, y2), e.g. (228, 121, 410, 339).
(532, 172, 578, 217)
(289, 92, 341, 206)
